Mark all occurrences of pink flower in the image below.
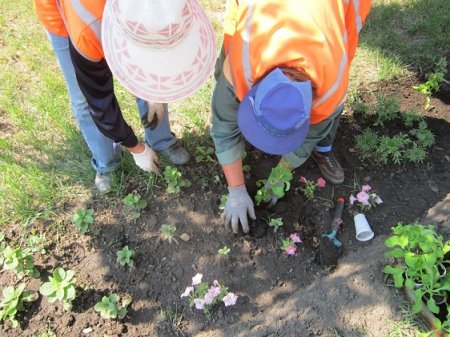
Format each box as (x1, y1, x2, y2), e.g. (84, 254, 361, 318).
(193, 298, 205, 310)
(361, 185, 371, 192)
(349, 194, 357, 205)
(204, 293, 214, 305)
(290, 233, 302, 243)
(285, 245, 297, 255)
(192, 273, 203, 286)
(181, 286, 193, 298)
(222, 293, 238, 306)
(208, 286, 221, 298)
(300, 176, 307, 184)
(316, 177, 326, 188)
(356, 191, 370, 205)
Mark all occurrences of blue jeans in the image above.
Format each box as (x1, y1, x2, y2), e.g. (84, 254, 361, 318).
(48, 33, 175, 173)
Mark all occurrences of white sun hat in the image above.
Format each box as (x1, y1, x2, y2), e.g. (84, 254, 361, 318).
(102, 0, 216, 103)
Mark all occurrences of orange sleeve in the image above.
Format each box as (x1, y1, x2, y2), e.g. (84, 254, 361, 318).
(33, 0, 68, 36)
(345, 0, 371, 63)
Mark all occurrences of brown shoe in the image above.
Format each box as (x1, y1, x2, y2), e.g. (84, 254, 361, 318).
(311, 151, 344, 185)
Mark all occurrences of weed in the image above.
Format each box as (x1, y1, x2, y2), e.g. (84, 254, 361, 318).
(1, 245, 40, 279)
(39, 267, 77, 310)
(123, 192, 147, 219)
(160, 303, 184, 336)
(116, 246, 135, 268)
(160, 224, 178, 244)
(71, 208, 96, 235)
(195, 146, 215, 163)
(163, 166, 191, 194)
(218, 246, 231, 255)
(267, 217, 283, 233)
(0, 283, 38, 328)
(255, 164, 293, 205)
(94, 294, 132, 319)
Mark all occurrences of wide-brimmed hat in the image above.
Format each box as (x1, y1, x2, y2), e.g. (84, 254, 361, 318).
(237, 68, 313, 155)
(102, 0, 216, 103)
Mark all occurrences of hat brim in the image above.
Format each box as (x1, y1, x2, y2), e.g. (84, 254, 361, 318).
(237, 85, 310, 155)
(102, 0, 216, 103)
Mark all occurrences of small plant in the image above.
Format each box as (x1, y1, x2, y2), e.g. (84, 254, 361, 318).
(377, 133, 411, 164)
(27, 232, 47, 254)
(218, 246, 231, 255)
(39, 267, 77, 310)
(116, 246, 135, 268)
(280, 233, 302, 255)
(267, 217, 283, 233)
(181, 273, 237, 315)
(0, 283, 37, 328)
(349, 184, 382, 214)
(195, 146, 215, 163)
(355, 129, 379, 160)
(1, 245, 40, 279)
(299, 176, 326, 200)
(37, 328, 57, 337)
(243, 164, 251, 173)
(255, 164, 293, 205)
(219, 194, 228, 210)
(94, 294, 132, 319)
(160, 224, 177, 244)
(401, 109, 424, 127)
(373, 94, 400, 126)
(410, 121, 435, 148)
(413, 57, 448, 109)
(163, 166, 191, 194)
(71, 208, 95, 235)
(123, 192, 147, 219)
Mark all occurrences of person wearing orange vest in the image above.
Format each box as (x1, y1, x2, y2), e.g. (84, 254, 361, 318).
(211, 0, 372, 233)
(36, 0, 216, 185)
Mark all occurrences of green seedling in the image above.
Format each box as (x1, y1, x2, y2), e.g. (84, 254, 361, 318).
(195, 146, 215, 163)
(1, 245, 40, 279)
(243, 165, 251, 173)
(255, 164, 293, 205)
(71, 208, 95, 235)
(405, 145, 427, 163)
(377, 133, 410, 165)
(413, 58, 447, 109)
(160, 224, 178, 244)
(116, 246, 135, 268)
(219, 194, 228, 210)
(410, 121, 435, 148)
(401, 109, 424, 127)
(0, 283, 38, 328)
(37, 329, 57, 337)
(218, 246, 231, 255)
(163, 166, 191, 194)
(267, 217, 283, 233)
(373, 94, 400, 126)
(123, 193, 147, 219)
(94, 294, 132, 319)
(39, 267, 77, 310)
(27, 232, 47, 254)
(355, 129, 379, 161)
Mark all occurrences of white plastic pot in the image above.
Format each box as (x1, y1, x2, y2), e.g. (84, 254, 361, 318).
(354, 213, 374, 241)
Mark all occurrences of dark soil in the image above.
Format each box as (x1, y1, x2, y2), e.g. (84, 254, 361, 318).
(1, 77, 449, 337)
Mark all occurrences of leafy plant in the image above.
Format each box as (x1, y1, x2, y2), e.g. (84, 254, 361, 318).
(299, 176, 326, 200)
(123, 192, 147, 219)
(355, 129, 379, 160)
(401, 109, 424, 127)
(413, 57, 448, 109)
(267, 217, 283, 233)
(376, 133, 410, 164)
(39, 267, 77, 310)
(163, 166, 191, 194)
(219, 194, 228, 211)
(160, 224, 177, 244)
(1, 245, 40, 279)
(27, 232, 47, 254)
(71, 208, 95, 235)
(410, 121, 435, 148)
(255, 164, 293, 205)
(373, 94, 400, 126)
(116, 246, 135, 268)
(94, 294, 132, 319)
(218, 246, 230, 255)
(195, 146, 215, 163)
(0, 283, 37, 328)
(405, 145, 427, 163)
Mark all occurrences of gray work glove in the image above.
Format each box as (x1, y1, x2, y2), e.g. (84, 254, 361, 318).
(264, 181, 284, 208)
(141, 102, 165, 129)
(224, 185, 256, 234)
(131, 143, 160, 173)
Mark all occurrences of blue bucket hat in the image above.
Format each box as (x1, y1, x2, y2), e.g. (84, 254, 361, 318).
(237, 67, 312, 155)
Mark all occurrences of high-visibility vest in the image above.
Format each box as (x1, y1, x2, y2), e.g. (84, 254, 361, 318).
(33, 0, 67, 37)
(224, 0, 371, 125)
(56, 0, 105, 61)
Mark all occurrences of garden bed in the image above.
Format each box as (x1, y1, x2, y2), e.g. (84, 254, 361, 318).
(1, 78, 449, 336)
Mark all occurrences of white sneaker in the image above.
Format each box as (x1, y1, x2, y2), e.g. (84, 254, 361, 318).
(94, 173, 112, 193)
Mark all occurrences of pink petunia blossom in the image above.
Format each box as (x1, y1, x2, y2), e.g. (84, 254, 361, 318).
(192, 273, 203, 286)
(356, 191, 370, 205)
(207, 286, 221, 298)
(285, 245, 297, 255)
(349, 194, 357, 205)
(316, 177, 326, 188)
(181, 286, 193, 298)
(361, 185, 371, 192)
(290, 233, 302, 243)
(204, 293, 214, 305)
(223, 293, 238, 306)
(300, 176, 307, 184)
(193, 298, 205, 310)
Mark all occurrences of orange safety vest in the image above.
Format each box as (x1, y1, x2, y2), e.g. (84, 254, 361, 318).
(56, 0, 105, 61)
(33, 0, 67, 37)
(224, 0, 371, 125)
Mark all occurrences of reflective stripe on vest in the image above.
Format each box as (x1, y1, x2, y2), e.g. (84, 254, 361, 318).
(241, 2, 255, 91)
(353, 0, 363, 32)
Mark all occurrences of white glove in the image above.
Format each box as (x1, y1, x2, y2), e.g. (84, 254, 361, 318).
(131, 143, 160, 173)
(141, 102, 165, 129)
(224, 185, 256, 234)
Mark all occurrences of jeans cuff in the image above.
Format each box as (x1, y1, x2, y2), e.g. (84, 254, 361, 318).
(216, 141, 245, 165)
(282, 152, 308, 169)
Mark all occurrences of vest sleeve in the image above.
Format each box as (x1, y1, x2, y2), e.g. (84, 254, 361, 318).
(68, 38, 139, 148)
